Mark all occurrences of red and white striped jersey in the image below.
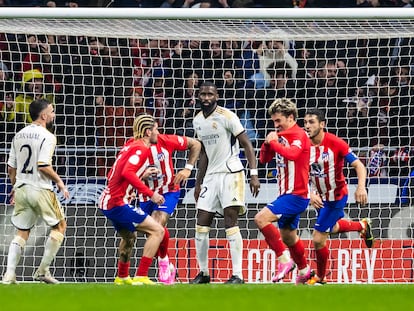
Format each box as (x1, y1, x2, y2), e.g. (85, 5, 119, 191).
(98, 138, 153, 211)
(138, 134, 188, 202)
(309, 132, 351, 201)
(260, 123, 310, 198)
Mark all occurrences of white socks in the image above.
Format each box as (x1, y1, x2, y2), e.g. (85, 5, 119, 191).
(6, 235, 26, 275)
(226, 226, 243, 278)
(38, 231, 64, 273)
(195, 225, 210, 275)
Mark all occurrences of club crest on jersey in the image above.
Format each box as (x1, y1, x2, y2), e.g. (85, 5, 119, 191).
(322, 152, 329, 162)
(157, 152, 165, 162)
(212, 122, 217, 130)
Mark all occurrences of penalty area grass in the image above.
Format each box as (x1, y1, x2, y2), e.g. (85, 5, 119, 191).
(0, 283, 413, 311)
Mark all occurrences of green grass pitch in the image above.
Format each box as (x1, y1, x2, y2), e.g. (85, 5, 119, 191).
(0, 283, 413, 311)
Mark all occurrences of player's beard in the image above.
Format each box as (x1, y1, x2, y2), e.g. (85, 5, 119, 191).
(200, 101, 216, 116)
(46, 121, 54, 131)
(309, 128, 321, 140)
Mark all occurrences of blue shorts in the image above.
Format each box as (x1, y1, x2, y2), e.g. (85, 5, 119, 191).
(139, 191, 180, 216)
(267, 194, 310, 230)
(101, 204, 148, 232)
(314, 195, 347, 233)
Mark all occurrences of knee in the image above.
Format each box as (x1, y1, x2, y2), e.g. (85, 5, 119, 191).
(50, 230, 65, 244)
(224, 216, 237, 229)
(154, 223, 165, 241)
(312, 232, 327, 250)
(54, 220, 67, 234)
(281, 231, 298, 247)
(254, 212, 265, 229)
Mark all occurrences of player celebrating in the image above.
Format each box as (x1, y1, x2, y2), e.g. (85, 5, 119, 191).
(98, 114, 165, 285)
(2, 98, 70, 284)
(190, 82, 260, 284)
(254, 98, 312, 285)
(304, 109, 373, 285)
(138, 133, 201, 284)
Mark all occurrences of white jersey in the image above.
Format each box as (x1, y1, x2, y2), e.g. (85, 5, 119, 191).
(193, 106, 245, 175)
(8, 124, 56, 191)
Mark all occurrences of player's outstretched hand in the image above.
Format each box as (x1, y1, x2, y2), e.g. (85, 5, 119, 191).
(310, 192, 323, 209)
(354, 185, 368, 206)
(250, 176, 260, 198)
(142, 165, 161, 180)
(174, 168, 191, 185)
(57, 182, 70, 200)
(9, 189, 15, 205)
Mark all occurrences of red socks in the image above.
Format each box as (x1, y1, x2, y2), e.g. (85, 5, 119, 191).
(261, 224, 286, 257)
(157, 227, 170, 259)
(337, 219, 363, 232)
(288, 239, 307, 270)
(136, 256, 153, 277)
(117, 260, 130, 278)
(316, 246, 329, 279)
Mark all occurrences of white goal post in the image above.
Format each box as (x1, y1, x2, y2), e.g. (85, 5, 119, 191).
(0, 7, 413, 283)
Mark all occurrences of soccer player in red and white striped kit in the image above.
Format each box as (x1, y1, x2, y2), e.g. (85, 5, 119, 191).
(138, 132, 201, 284)
(98, 114, 166, 285)
(304, 109, 373, 285)
(254, 98, 312, 285)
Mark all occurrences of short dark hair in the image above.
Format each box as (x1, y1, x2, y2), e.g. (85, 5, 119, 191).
(29, 98, 51, 121)
(305, 108, 326, 122)
(199, 81, 217, 90)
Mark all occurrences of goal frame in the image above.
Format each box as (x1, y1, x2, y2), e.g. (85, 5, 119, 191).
(0, 7, 413, 284)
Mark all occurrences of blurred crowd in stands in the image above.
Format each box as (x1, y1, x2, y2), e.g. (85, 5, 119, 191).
(0, 0, 413, 184)
(0, 0, 413, 8)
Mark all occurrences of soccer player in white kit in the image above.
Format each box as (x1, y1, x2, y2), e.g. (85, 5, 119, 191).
(190, 82, 260, 284)
(2, 98, 70, 284)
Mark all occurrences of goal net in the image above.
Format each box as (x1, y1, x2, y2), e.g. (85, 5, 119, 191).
(0, 7, 413, 283)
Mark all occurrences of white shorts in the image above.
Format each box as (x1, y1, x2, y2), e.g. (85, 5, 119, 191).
(12, 185, 65, 230)
(196, 171, 246, 215)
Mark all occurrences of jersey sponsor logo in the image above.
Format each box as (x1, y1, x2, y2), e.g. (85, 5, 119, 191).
(275, 153, 285, 167)
(200, 133, 219, 146)
(310, 162, 326, 178)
